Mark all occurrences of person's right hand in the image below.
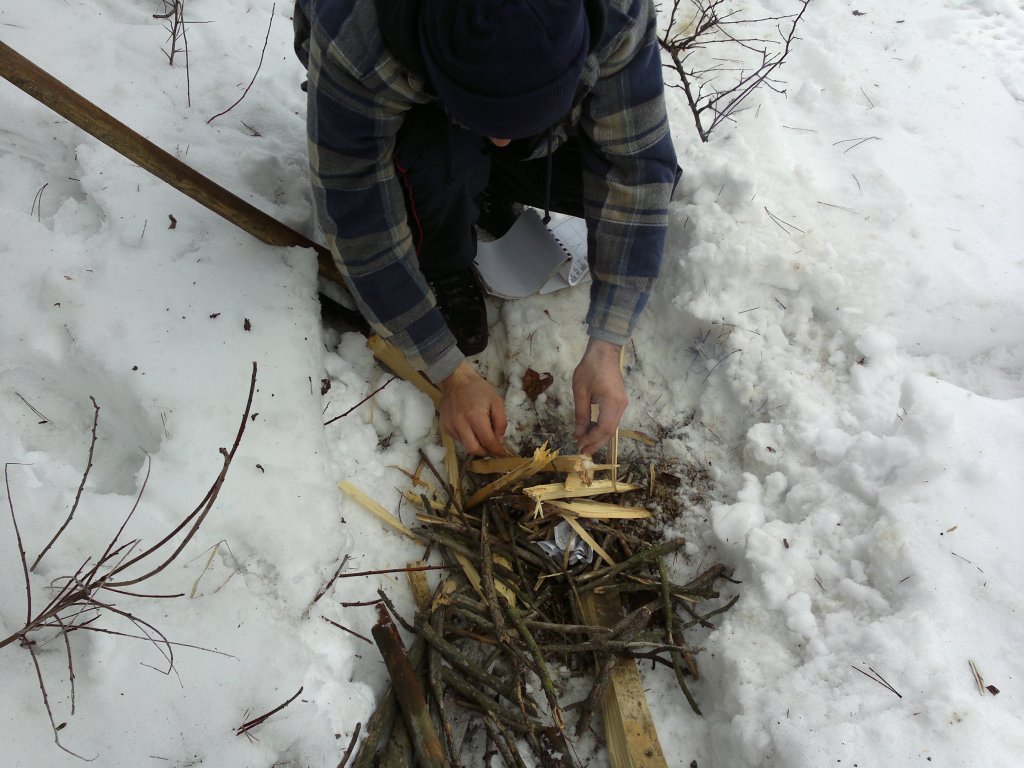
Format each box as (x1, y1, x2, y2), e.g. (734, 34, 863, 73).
(439, 361, 508, 457)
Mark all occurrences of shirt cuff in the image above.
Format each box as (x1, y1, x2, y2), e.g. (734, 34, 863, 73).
(423, 341, 465, 384)
(586, 324, 631, 347)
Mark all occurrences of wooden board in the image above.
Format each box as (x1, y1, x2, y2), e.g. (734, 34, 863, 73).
(580, 593, 669, 768)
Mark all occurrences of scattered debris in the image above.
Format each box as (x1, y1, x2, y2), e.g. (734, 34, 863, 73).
(968, 660, 986, 695)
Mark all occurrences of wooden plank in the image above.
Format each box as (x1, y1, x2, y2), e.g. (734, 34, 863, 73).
(580, 593, 669, 768)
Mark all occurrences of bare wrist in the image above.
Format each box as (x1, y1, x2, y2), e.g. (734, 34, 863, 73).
(440, 360, 477, 390)
(585, 338, 623, 359)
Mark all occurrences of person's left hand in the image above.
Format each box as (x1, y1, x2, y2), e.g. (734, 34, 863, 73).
(572, 338, 627, 456)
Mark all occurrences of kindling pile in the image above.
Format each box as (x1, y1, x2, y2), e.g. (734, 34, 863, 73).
(341, 443, 738, 768)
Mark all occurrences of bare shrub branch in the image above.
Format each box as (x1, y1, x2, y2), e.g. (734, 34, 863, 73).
(32, 397, 99, 571)
(0, 362, 258, 755)
(154, 1, 196, 106)
(659, 0, 814, 141)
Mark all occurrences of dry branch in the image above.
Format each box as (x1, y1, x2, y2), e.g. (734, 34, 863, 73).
(372, 605, 448, 768)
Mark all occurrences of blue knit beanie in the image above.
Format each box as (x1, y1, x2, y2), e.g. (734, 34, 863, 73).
(419, 0, 590, 140)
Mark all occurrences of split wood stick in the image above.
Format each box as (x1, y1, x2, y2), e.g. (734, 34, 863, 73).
(338, 481, 423, 542)
(0, 41, 347, 288)
(465, 444, 559, 508)
(580, 593, 669, 768)
(560, 515, 616, 566)
(542, 499, 651, 519)
(366, 335, 441, 408)
(523, 479, 642, 505)
(406, 564, 433, 614)
(454, 552, 484, 599)
(618, 429, 657, 447)
(389, 462, 435, 493)
(371, 605, 447, 768)
(405, 491, 447, 512)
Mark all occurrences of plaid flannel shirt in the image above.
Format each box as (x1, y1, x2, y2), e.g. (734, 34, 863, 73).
(295, 0, 678, 382)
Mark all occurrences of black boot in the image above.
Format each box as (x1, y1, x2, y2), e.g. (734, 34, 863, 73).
(429, 270, 489, 356)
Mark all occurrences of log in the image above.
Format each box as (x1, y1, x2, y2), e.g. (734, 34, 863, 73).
(371, 605, 448, 768)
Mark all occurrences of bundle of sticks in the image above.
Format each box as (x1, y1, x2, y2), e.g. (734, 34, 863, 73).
(344, 445, 738, 768)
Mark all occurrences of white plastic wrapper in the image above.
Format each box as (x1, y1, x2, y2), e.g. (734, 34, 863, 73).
(536, 519, 595, 565)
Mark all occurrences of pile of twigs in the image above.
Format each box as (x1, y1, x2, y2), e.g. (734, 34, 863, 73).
(347, 447, 738, 768)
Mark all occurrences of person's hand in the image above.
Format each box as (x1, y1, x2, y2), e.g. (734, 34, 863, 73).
(572, 338, 627, 456)
(439, 361, 508, 457)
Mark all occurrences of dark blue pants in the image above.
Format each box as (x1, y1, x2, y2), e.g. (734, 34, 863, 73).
(393, 104, 585, 278)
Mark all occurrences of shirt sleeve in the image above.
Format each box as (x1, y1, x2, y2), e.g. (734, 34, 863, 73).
(303, 4, 464, 382)
(579, 0, 679, 346)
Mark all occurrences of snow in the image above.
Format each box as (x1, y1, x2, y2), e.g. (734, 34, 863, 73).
(2, 0, 1023, 765)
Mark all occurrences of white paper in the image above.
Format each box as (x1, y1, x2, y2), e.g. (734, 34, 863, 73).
(473, 209, 589, 298)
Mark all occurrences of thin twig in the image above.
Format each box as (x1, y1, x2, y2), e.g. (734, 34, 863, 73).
(312, 554, 351, 605)
(207, 4, 276, 124)
(337, 563, 454, 580)
(26, 641, 96, 760)
(851, 665, 902, 698)
(337, 723, 361, 768)
(15, 392, 53, 424)
(33, 397, 100, 570)
(105, 362, 258, 587)
(323, 616, 373, 645)
(5, 461, 35, 631)
(325, 377, 396, 426)
(236, 686, 304, 735)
